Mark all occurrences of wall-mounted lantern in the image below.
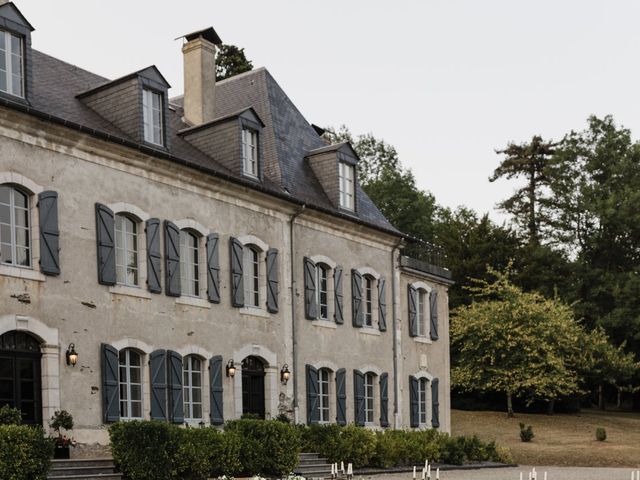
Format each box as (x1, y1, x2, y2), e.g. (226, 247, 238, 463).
(66, 343, 78, 367)
(280, 364, 291, 385)
(226, 359, 236, 378)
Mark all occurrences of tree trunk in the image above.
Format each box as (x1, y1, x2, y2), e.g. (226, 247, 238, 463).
(598, 384, 605, 411)
(547, 399, 555, 415)
(507, 391, 514, 417)
(616, 388, 622, 409)
(528, 164, 538, 245)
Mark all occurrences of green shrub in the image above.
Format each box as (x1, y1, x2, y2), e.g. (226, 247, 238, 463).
(403, 429, 445, 465)
(0, 424, 54, 480)
(595, 427, 607, 442)
(300, 423, 376, 468)
(440, 435, 466, 465)
(372, 430, 409, 468)
(49, 410, 73, 433)
(174, 428, 242, 480)
(0, 406, 22, 425)
(519, 423, 534, 442)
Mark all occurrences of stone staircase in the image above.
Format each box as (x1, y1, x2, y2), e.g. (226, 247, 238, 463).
(294, 452, 333, 479)
(47, 458, 122, 480)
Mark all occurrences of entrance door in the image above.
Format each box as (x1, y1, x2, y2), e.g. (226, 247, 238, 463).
(0, 331, 42, 424)
(241, 356, 265, 419)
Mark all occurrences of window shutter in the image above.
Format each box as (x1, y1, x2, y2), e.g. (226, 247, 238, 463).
(409, 375, 419, 428)
(380, 372, 389, 427)
(229, 237, 244, 307)
(206, 233, 221, 303)
(303, 257, 317, 319)
(145, 218, 162, 293)
(353, 369, 365, 426)
(266, 248, 279, 313)
(334, 266, 344, 324)
(351, 269, 363, 328)
(431, 378, 440, 428)
(167, 350, 183, 424)
(101, 343, 119, 423)
(378, 278, 387, 332)
(335, 367, 347, 425)
(164, 221, 181, 297)
(408, 285, 418, 337)
(37, 191, 60, 275)
(95, 203, 116, 285)
(149, 349, 168, 421)
(430, 290, 439, 341)
(209, 355, 224, 425)
(306, 365, 319, 425)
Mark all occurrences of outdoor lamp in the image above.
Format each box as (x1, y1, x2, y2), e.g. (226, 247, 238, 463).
(226, 359, 236, 378)
(280, 364, 290, 385)
(66, 343, 78, 366)
(198, 420, 205, 429)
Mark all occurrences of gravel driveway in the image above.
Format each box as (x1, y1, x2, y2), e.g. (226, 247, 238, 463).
(370, 466, 637, 480)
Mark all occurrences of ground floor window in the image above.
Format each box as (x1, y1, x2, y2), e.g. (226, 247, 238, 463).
(418, 377, 428, 425)
(318, 368, 330, 422)
(119, 349, 142, 419)
(364, 372, 375, 423)
(183, 355, 203, 422)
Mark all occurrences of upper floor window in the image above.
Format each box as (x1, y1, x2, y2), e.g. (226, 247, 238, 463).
(183, 355, 203, 423)
(339, 162, 354, 210)
(142, 88, 163, 146)
(416, 289, 427, 337)
(0, 185, 30, 267)
(115, 214, 139, 287)
(180, 230, 200, 297)
(316, 264, 329, 320)
(119, 349, 143, 420)
(0, 30, 23, 98)
(418, 377, 428, 425)
(318, 368, 330, 423)
(244, 245, 260, 308)
(242, 128, 258, 178)
(364, 372, 375, 423)
(363, 275, 374, 327)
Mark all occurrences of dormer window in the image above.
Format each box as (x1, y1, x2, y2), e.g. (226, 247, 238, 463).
(142, 88, 163, 146)
(339, 162, 355, 210)
(242, 128, 258, 178)
(0, 30, 23, 98)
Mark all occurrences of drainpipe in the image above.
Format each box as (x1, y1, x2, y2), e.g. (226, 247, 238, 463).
(391, 238, 403, 429)
(290, 204, 306, 423)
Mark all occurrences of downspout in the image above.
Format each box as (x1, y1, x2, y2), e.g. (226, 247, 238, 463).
(391, 238, 403, 428)
(290, 204, 306, 423)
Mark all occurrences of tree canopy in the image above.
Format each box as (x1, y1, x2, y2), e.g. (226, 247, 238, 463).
(216, 44, 253, 81)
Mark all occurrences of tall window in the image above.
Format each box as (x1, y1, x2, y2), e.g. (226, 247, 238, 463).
(0, 185, 30, 267)
(338, 162, 354, 210)
(318, 369, 330, 423)
(244, 246, 260, 307)
(418, 378, 428, 425)
(416, 289, 427, 337)
(119, 349, 142, 420)
(316, 265, 328, 320)
(115, 214, 139, 286)
(0, 30, 23, 97)
(364, 373, 375, 423)
(183, 355, 203, 422)
(180, 230, 199, 297)
(142, 88, 163, 146)
(363, 276, 373, 327)
(242, 128, 258, 177)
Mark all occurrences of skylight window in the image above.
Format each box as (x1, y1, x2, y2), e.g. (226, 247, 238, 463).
(0, 30, 23, 98)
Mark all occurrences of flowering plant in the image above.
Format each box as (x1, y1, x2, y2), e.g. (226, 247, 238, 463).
(54, 434, 77, 448)
(49, 410, 77, 448)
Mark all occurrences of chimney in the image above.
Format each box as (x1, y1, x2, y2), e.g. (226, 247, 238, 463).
(181, 27, 222, 126)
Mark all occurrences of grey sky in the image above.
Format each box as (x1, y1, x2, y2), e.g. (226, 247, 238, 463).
(18, 1, 640, 223)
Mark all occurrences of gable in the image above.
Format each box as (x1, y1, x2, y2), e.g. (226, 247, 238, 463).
(0, 2, 34, 33)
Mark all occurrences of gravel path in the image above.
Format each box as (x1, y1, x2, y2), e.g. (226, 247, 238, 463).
(370, 466, 637, 480)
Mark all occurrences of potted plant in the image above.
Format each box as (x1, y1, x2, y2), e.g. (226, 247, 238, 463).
(49, 410, 76, 459)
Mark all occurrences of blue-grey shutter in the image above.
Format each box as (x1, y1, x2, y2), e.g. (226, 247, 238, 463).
(306, 365, 319, 425)
(101, 343, 119, 423)
(430, 290, 439, 340)
(351, 269, 363, 328)
(145, 218, 162, 293)
(304, 257, 317, 319)
(335, 368, 346, 425)
(149, 350, 168, 421)
(334, 266, 344, 324)
(37, 191, 60, 275)
(409, 375, 419, 428)
(164, 221, 181, 297)
(266, 248, 279, 313)
(408, 285, 418, 337)
(95, 203, 116, 285)
(167, 351, 183, 424)
(209, 355, 224, 425)
(378, 278, 387, 332)
(353, 369, 365, 426)
(431, 378, 440, 428)
(379, 372, 389, 427)
(230, 237, 244, 307)
(206, 234, 221, 303)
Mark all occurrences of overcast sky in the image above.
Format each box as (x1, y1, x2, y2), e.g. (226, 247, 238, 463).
(17, 1, 640, 222)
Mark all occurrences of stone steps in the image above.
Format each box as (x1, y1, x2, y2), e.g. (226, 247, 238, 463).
(295, 452, 333, 479)
(47, 458, 122, 480)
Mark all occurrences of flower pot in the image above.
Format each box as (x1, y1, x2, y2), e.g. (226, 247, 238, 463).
(54, 445, 70, 459)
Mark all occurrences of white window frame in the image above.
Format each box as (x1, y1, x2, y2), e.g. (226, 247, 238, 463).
(411, 282, 432, 340)
(363, 275, 374, 327)
(318, 368, 330, 423)
(418, 377, 428, 425)
(119, 349, 143, 420)
(244, 245, 260, 308)
(183, 355, 204, 423)
(0, 30, 24, 98)
(364, 372, 375, 424)
(179, 230, 200, 298)
(115, 214, 139, 287)
(242, 128, 258, 178)
(142, 88, 163, 146)
(0, 185, 31, 268)
(316, 264, 329, 320)
(338, 162, 355, 211)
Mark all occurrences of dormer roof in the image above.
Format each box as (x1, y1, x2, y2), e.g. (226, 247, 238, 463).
(0, 2, 34, 32)
(76, 65, 170, 99)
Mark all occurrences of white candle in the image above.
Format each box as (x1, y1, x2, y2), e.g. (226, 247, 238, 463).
(347, 463, 353, 476)
(331, 463, 335, 477)
(425, 460, 429, 470)
(341, 462, 345, 474)
(421, 468, 426, 480)
(413, 466, 416, 480)
(427, 464, 431, 477)
(520, 473, 523, 480)
(436, 468, 440, 480)
(528, 472, 532, 480)
(544, 473, 547, 480)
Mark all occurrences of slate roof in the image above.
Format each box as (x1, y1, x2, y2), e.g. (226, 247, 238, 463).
(6, 49, 399, 236)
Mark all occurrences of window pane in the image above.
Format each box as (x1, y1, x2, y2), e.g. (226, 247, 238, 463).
(0, 185, 9, 205)
(193, 404, 202, 419)
(131, 402, 142, 418)
(15, 246, 28, 266)
(10, 35, 20, 56)
(129, 351, 141, 366)
(0, 32, 5, 51)
(130, 384, 141, 401)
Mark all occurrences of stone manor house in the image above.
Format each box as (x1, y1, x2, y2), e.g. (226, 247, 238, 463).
(0, 2, 452, 444)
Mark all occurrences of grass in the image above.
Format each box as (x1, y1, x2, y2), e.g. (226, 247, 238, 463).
(452, 408, 640, 467)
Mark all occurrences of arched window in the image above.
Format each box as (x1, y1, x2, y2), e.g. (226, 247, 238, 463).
(183, 355, 203, 423)
(318, 368, 331, 422)
(364, 372, 375, 423)
(118, 349, 143, 419)
(418, 377, 429, 425)
(0, 185, 30, 267)
(416, 289, 428, 337)
(114, 214, 139, 286)
(244, 246, 260, 308)
(363, 276, 374, 327)
(316, 264, 329, 320)
(180, 230, 200, 297)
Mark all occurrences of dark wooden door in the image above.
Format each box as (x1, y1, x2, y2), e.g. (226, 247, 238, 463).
(242, 356, 265, 419)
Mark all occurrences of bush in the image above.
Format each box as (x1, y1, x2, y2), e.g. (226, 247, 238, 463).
(174, 428, 242, 480)
(49, 410, 73, 433)
(519, 423, 534, 442)
(0, 406, 22, 425)
(0, 424, 54, 480)
(403, 429, 445, 465)
(300, 424, 376, 469)
(595, 427, 607, 442)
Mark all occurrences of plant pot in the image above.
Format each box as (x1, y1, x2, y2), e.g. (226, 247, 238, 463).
(54, 445, 70, 459)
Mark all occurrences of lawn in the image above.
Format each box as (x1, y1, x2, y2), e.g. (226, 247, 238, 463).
(452, 408, 640, 467)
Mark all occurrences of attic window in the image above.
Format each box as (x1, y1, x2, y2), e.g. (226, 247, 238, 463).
(0, 30, 23, 98)
(142, 88, 163, 146)
(242, 128, 258, 178)
(339, 162, 355, 210)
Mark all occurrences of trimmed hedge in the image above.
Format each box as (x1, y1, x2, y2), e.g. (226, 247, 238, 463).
(0, 425, 54, 480)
